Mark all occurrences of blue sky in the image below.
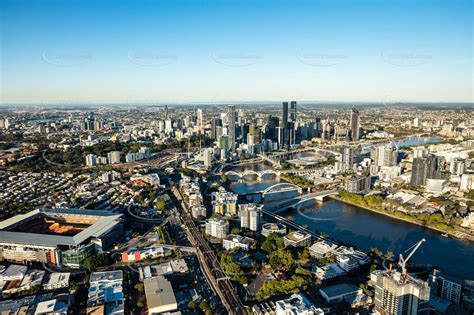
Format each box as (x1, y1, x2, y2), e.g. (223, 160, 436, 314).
(0, 0, 472, 104)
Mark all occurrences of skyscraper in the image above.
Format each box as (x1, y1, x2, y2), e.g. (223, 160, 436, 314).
(350, 107, 360, 141)
(203, 148, 213, 167)
(196, 108, 204, 131)
(211, 118, 222, 140)
(265, 115, 279, 142)
(164, 105, 169, 120)
(411, 155, 438, 187)
(228, 105, 236, 153)
(281, 101, 289, 149)
(411, 157, 428, 187)
(290, 101, 297, 121)
(289, 101, 297, 146)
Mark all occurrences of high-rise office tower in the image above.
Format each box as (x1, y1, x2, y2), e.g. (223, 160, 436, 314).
(280, 101, 296, 148)
(227, 105, 237, 152)
(211, 118, 222, 140)
(197, 108, 204, 130)
(371, 270, 430, 315)
(265, 115, 279, 142)
(289, 101, 297, 146)
(165, 119, 173, 133)
(281, 102, 289, 148)
(241, 123, 250, 144)
(290, 101, 297, 121)
(350, 106, 360, 141)
(164, 105, 169, 120)
(203, 148, 213, 167)
(315, 117, 322, 137)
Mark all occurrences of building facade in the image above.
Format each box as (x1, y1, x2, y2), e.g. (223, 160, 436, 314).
(205, 218, 229, 238)
(239, 203, 262, 231)
(371, 270, 430, 315)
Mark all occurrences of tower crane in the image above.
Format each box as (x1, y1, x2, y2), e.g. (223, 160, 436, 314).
(398, 238, 426, 280)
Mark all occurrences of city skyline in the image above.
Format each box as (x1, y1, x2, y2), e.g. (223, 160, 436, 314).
(0, 1, 473, 314)
(1, 0, 472, 104)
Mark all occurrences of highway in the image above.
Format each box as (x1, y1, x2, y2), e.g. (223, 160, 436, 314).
(172, 187, 247, 315)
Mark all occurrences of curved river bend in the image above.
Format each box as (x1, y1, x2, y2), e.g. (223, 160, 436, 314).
(224, 137, 472, 280)
(285, 200, 473, 280)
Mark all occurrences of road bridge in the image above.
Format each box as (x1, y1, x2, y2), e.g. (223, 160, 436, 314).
(224, 169, 280, 179)
(261, 207, 339, 246)
(263, 190, 338, 214)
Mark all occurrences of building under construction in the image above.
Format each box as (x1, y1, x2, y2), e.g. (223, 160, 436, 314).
(370, 239, 433, 315)
(371, 270, 430, 315)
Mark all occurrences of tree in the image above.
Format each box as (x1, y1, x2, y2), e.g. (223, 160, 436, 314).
(188, 300, 196, 309)
(261, 233, 284, 253)
(269, 249, 294, 270)
(256, 275, 307, 300)
(298, 248, 310, 266)
(155, 199, 166, 211)
(82, 253, 111, 271)
(69, 281, 79, 293)
(385, 250, 394, 260)
(199, 300, 212, 313)
(134, 283, 144, 293)
(231, 227, 241, 235)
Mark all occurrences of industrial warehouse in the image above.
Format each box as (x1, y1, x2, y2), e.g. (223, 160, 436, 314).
(0, 209, 123, 267)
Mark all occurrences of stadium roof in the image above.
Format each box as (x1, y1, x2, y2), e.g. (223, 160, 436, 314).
(0, 208, 122, 247)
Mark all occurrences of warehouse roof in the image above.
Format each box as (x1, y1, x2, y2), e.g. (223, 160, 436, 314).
(144, 276, 177, 312)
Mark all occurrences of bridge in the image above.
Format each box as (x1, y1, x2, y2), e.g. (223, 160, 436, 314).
(155, 244, 197, 253)
(263, 190, 338, 214)
(261, 206, 339, 246)
(224, 169, 280, 179)
(261, 182, 303, 195)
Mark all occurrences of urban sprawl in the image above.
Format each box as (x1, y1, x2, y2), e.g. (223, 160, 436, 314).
(0, 103, 473, 314)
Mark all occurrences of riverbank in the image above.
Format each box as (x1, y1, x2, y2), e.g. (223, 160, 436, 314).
(328, 195, 474, 242)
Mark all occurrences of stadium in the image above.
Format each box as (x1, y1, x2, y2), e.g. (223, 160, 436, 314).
(0, 209, 123, 267)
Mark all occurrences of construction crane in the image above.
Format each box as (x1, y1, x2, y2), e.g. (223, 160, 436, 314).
(398, 238, 426, 280)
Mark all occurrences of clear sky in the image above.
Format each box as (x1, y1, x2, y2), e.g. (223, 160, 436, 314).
(0, 0, 472, 104)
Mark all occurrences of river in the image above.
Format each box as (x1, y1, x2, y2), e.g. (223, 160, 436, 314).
(223, 136, 472, 280)
(285, 199, 473, 280)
